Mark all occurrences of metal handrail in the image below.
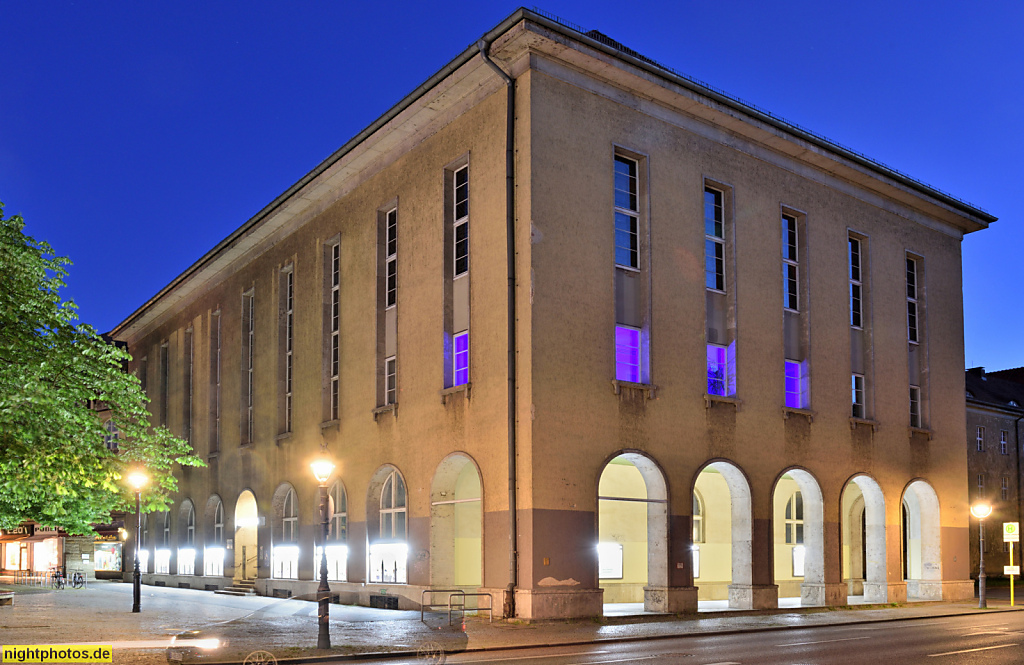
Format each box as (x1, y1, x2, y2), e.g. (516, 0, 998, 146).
(421, 588, 465, 622)
(448, 592, 493, 625)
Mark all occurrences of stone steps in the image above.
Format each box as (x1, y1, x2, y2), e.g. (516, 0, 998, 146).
(213, 579, 257, 596)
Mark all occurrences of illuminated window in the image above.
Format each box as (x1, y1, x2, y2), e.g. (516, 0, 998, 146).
(597, 543, 624, 579)
(785, 360, 809, 409)
(454, 331, 469, 386)
(785, 492, 804, 545)
(707, 343, 736, 397)
(615, 326, 641, 383)
(454, 165, 469, 276)
(852, 373, 865, 418)
(380, 471, 407, 541)
(782, 214, 799, 311)
(849, 237, 863, 328)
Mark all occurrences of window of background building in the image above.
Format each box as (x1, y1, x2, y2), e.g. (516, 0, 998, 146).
(704, 187, 725, 291)
(1002, 476, 1010, 501)
(103, 420, 118, 452)
(977, 426, 986, 452)
(329, 243, 341, 420)
(1001, 430, 1009, 455)
(385, 208, 397, 308)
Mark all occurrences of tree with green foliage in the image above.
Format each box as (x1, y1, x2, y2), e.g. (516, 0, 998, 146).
(0, 203, 202, 533)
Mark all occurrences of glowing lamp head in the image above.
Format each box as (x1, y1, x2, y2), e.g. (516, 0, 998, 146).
(971, 503, 993, 519)
(311, 457, 336, 485)
(127, 471, 148, 491)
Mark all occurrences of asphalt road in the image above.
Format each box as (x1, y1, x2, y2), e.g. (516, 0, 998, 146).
(363, 612, 1024, 665)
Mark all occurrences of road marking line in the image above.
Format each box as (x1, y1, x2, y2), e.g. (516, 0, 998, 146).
(570, 658, 657, 664)
(962, 630, 1009, 636)
(703, 662, 742, 665)
(452, 652, 620, 663)
(928, 643, 1018, 657)
(776, 635, 871, 647)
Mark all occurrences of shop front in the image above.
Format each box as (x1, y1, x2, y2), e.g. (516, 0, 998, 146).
(92, 524, 125, 580)
(0, 523, 64, 576)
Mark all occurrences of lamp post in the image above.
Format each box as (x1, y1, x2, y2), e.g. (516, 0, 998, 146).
(971, 502, 993, 609)
(127, 471, 148, 613)
(311, 455, 336, 650)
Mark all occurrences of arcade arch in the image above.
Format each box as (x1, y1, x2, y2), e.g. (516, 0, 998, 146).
(841, 475, 887, 602)
(693, 460, 752, 609)
(430, 453, 483, 588)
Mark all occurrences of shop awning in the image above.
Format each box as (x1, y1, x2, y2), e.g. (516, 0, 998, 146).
(0, 533, 29, 543)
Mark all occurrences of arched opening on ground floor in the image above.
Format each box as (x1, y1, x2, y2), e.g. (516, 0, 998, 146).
(842, 475, 887, 602)
(694, 460, 752, 609)
(902, 479, 942, 600)
(233, 489, 258, 581)
(772, 468, 825, 606)
(430, 453, 482, 589)
(367, 465, 408, 584)
(597, 452, 668, 615)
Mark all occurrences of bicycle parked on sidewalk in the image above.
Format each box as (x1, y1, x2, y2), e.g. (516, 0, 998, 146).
(50, 569, 65, 590)
(70, 572, 85, 589)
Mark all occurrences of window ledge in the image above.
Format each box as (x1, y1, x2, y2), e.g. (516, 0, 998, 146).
(704, 394, 741, 409)
(320, 419, 340, 432)
(372, 403, 397, 421)
(849, 417, 880, 432)
(276, 432, 292, 443)
(782, 407, 815, 422)
(206, 451, 219, 461)
(239, 442, 255, 450)
(439, 383, 471, 404)
(612, 380, 657, 399)
(909, 426, 933, 440)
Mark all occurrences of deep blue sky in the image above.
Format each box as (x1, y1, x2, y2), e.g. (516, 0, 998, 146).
(3, 1, 1021, 369)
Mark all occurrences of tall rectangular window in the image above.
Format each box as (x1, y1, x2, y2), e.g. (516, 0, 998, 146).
(1002, 476, 1010, 501)
(385, 356, 397, 405)
(906, 257, 919, 343)
(785, 360, 809, 409)
(705, 187, 725, 291)
(183, 328, 193, 443)
(852, 373, 866, 418)
(242, 290, 255, 444)
(977, 426, 985, 452)
(614, 156, 639, 269)
(909, 385, 921, 428)
(977, 474, 985, 499)
(849, 237, 863, 328)
(280, 267, 294, 434)
(453, 331, 469, 386)
(454, 166, 469, 276)
(782, 214, 799, 311)
(209, 310, 221, 454)
(1001, 430, 1009, 455)
(385, 208, 397, 308)
(329, 243, 341, 421)
(707, 343, 736, 397)
(615, 326, 641, 383)
(159, 342, 169, 426)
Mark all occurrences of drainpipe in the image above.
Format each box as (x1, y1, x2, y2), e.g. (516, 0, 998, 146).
(477, 36, 518, 619)
(1016, 413, 1023, 552)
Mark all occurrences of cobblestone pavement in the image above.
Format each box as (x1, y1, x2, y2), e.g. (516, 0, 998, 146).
(1, 581, 1022, 664)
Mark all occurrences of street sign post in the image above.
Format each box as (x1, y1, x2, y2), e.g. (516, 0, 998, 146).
(1005, 523, 1020, 606)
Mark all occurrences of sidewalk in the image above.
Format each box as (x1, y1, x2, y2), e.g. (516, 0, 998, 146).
(1, 580, 1021, 664)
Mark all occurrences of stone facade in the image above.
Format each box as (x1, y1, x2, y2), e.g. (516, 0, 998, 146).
(112, 10, 993, 618)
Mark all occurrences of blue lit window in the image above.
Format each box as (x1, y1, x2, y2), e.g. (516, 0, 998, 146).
(614, 156, 639, 269)
(615, 326, 641, 383)
(454, 331, 469, 386)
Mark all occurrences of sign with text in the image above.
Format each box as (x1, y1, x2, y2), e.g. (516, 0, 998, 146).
(1005, 565, 1020, 576)
(1004, 522, 1020, 542)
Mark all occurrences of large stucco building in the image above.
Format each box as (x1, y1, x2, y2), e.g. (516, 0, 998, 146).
(112, 9, 995, 619)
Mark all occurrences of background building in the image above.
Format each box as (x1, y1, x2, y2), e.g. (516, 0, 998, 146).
(965, 367, 1024, 580)
(112, 9, 994, 618)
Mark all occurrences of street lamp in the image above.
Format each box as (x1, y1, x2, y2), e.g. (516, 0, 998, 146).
(311, 455, 336, 650)
(971, 502, 993, 609)
(127, 470, 148, 614)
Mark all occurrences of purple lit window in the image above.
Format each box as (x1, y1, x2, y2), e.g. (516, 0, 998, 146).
(707, 345, 727, 396)
(454, 331, 469, 386)
(785, 360, 802, 408)
(615, 326, 641, 383)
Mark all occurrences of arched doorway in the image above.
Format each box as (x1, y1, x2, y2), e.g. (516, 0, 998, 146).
(430, 453, 482, 589)
(772, 469, 825, 606)
(841, 475, 886, 602)
(597, 452, 668, 613)
(903, 480, 942, 600)
(367, 465, 409, 584)
(234, 490, 259, 581)
(693, 460, 752, 609)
